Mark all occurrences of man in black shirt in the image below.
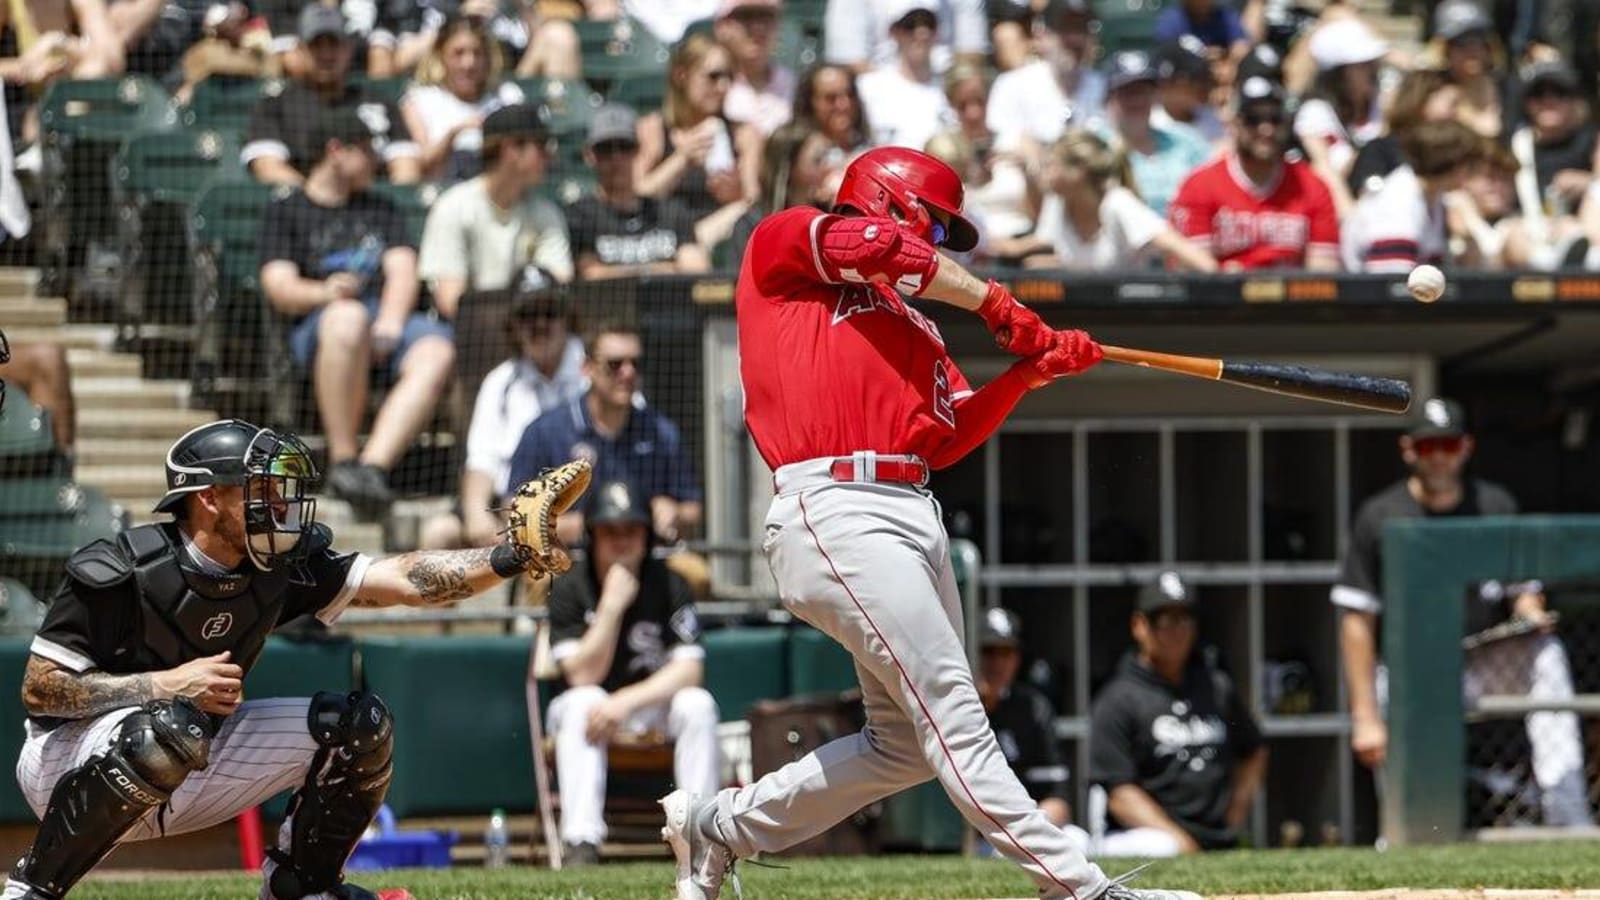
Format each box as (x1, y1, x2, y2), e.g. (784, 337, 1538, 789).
(565, 104, 710, 281)
(540, 480, 719, 865)
(258, 106, 453, 515)
(242, 4, 420, 185)
(1333, 397, 1590, 825)
(1089, 572, 1266, 856)
(7, 419, 582, 900)
(976, 608, 1090, 853)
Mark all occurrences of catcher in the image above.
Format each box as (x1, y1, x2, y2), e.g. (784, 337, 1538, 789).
(3, 418, 588, 900)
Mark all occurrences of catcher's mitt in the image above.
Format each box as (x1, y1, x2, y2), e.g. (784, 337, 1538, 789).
(505, 459, 593, 576)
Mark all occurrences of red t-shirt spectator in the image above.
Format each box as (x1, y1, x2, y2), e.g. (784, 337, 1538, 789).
(1168, 153, 1339, 270)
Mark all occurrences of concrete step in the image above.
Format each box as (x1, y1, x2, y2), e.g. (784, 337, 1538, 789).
(77, 407, 214, 440)
(0, 268, 40, 299)
(74, 438, 173, 468)
(5, 324, 116, 351)
(75, 465, 169, 501)
(0, 297, 66, 326)
(74, 378, 189, 410)
(67, 349, 142, 379)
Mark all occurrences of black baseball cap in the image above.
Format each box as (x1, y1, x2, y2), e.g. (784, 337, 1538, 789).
(1042, 0, 1093, 31)
(587, 480, 651, 527)
(509, 274, 569, 323)
(1433, 0, 1492, 42)
(1407, 397, 1468, 439)
(979, 607, 1023, 650)
(482, 103, 549, 143)
(1524, 60, 1580, 96)
(1157, 38, 1212, 84)
(1235, 42, 1284, 86)
(311, 106, 373, 152)
(1237, 73, 1287, 107)
(1107, 50, 1157, 92)
(1137, 571, 1195, 614)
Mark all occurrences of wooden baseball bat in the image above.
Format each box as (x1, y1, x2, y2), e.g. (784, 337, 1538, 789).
(1101, 345, 1412, 414)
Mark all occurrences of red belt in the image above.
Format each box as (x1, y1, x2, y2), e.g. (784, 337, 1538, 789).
(827, 454, 929, 487)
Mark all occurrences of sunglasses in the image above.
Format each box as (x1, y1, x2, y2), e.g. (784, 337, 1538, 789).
(591, 138, 638, 156)
(704, 69, 733, 83)
(1413, 435, 1465, 456)
(1527, 86, 1576, 102)
(599, 355, 641, 375)
(1241, 107, 1286, 127)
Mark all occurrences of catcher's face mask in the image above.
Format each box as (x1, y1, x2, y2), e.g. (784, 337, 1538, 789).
(241, 429, 319, 571)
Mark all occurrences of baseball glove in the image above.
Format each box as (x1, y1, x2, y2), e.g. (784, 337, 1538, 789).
(504, 459, 593, 576)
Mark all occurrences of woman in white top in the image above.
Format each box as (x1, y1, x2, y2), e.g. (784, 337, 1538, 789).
(935, 64, 1036, 242)
(1024, 129, 1216, 272)
(401, 16, 524, 185)
(1294, 17, 1388, 214)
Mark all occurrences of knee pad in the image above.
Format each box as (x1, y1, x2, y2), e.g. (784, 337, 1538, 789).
(12, 701, 212, 898)
(117, 699, 215, 792)
(270, 692, 394, 899)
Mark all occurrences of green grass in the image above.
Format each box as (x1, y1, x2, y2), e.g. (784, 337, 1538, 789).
(71, 841, 1600, 899)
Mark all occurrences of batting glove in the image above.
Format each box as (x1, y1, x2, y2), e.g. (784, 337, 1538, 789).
(977, 280, 1053, 357)
(1018, 328, 1103, 388)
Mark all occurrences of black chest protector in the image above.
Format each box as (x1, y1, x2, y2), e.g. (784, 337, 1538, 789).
(116, 525, 292, 675)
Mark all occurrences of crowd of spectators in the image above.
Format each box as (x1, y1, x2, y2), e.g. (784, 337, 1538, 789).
(10, 0, 1600, 513)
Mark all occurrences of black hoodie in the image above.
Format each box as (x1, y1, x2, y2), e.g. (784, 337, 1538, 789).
(1088, 648, 1262, 849)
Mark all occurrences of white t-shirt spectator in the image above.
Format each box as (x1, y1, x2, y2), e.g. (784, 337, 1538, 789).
(1294, 96, 1384, 177)
(825, 0, 986, 74)
(858, 67, 955, 151)
(725, 65, 797, 136)
(1340, 165, 1447, 273)
(465, 339, 587, 497)
(967, 156, 1033, 238)
(1034, 186, 1165, 270)
(986, 58, 1108, 148)
(403, 82, 524, 156)
(624, 0, 720, 44)
(418, 177, 575, 289)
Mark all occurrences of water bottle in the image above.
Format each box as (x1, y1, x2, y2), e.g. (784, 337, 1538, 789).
(484, 808, 509, 869)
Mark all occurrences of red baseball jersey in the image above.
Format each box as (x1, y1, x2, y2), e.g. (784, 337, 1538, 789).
(736, 206, 973, 470)
(1167, 154, 1339, 270)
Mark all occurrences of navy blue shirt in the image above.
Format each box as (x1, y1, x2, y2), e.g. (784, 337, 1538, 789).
(507, 397, 703, 504)
(1154, 5, 1246, 49)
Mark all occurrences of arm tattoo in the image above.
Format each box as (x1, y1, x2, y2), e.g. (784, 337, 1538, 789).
(396, 547, 494, 606)
(22, 656, 155, 719)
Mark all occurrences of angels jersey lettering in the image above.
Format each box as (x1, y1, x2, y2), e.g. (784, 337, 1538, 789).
(1168, 154, 1338, 270)
(736, 207, 972, 468)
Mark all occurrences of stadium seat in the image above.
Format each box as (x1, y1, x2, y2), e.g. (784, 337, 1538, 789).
(785, 0, 828, 41)
(1093, 0, 1169, 57)
(0, 399, 66, 479)
(352, 75, 410, 106)
(187, 176, 288, 418)
(37, 76, 178, 305)
(0, 579, 44, 637)
(605, 75, 667, 116)
(0, 477, 119, 522)
(573, 18, 671, 85)
(180, 76, 286, 136)
(113, 128, 243, 326)
(0, 514, 123, 598)
(776, 18, 822, 73)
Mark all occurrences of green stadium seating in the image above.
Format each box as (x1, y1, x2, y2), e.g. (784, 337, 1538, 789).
(776, 18, 823, 73)
(606, 75, 667, 116)
(181, 76, 285, 136)
(113, 128, 243, 324)
(367, 181, 436, 245)
(785, 0, 828, 39)
(186, 176, 286, 415)
(0, 477, 118, 521)
(573, 18, 671, 84)
(37, 75, 178, 305)
(0, 400, 64, 478)
(352, 75, 410, 106)
(1093, 0, 1170, 57)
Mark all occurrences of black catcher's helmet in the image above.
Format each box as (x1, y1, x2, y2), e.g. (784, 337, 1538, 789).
(155, 419, 320, 571)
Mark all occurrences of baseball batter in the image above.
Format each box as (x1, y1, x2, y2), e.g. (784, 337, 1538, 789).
(659, 147, 1200, 900)
(4, 420, 583, 900)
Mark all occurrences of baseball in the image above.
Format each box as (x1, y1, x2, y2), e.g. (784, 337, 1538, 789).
(1407, 264, 1446, 303)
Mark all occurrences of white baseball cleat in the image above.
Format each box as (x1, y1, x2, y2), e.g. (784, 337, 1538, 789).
(1095, 863, 1203, 900)
(660, 789, 739, 900)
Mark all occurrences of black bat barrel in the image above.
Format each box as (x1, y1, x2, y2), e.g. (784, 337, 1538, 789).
(1219, 361, 1412, 414)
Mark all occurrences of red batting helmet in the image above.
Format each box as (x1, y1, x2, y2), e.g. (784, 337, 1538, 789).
(833, 147, 980, 252)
